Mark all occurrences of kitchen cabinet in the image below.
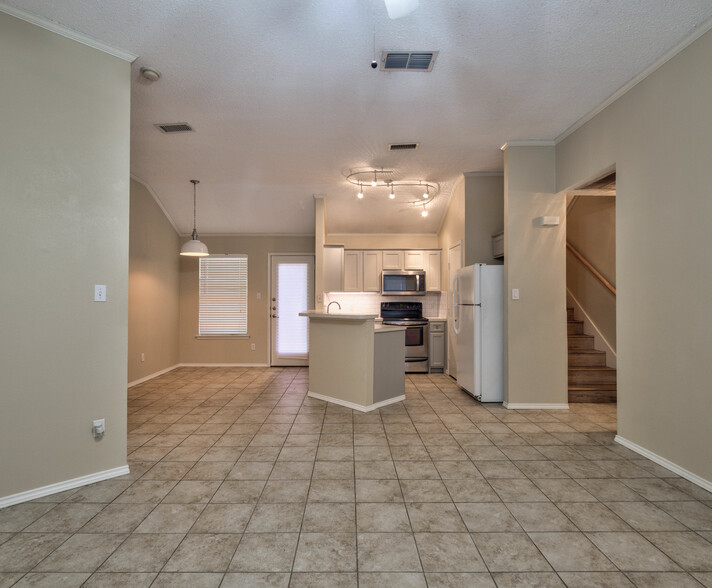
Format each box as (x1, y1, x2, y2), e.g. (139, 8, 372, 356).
(429, 319, 446, 372)
(404, 250, 424, 270)
(382, 250, 404, 270)
(362, 250, 382, 292)
(323, 244, 344, 292)
(425, 251, 441, 292)
(343, 250, 363, 292)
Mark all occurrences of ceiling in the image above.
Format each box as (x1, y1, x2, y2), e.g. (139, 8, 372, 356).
(5, 1, 712, 235)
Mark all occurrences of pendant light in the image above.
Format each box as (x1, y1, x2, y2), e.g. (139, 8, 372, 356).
(180, 179, 209, 257)
(357, 183, 364, 199)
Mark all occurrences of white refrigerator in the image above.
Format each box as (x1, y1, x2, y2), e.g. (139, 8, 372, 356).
(453, 264, 504, 402)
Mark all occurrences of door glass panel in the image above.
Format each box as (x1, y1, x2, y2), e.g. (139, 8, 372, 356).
(277, 263, 309, 355)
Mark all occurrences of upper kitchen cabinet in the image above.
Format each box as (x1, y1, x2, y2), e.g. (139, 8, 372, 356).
(382, 250, 404, 270)
(344, 250, 382, 292)
(362, 251, 382, 292)
(404, 251, 424, 270)
(343, 250, 363, 292)
(323, 244, 344, 292)
(426, 251, 441, 292)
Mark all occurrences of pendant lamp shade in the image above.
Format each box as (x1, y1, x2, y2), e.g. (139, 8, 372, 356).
(180, 179, 209, 257)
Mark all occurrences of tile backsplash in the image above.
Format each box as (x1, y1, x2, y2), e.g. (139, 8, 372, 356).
(323, 292, 447, 319)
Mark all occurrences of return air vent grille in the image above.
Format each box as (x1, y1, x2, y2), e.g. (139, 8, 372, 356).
(155, 123, 194, 133)
(388, 143, 420, 151)
(381, 51, 438, 71)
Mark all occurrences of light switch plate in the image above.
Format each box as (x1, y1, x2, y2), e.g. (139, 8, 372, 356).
(512, 288, 520, 300)
(94, 285, 107, 302)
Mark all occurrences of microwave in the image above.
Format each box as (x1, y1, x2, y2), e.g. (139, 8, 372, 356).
(381, 270, 426, 296)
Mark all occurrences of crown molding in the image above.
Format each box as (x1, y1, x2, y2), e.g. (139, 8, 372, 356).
(500, 141, 556, 152)
(556, 14, 712, 144)
(130, 174, 180, 234)
(0, 2, 137, 62)
(464, 171, 504, 177)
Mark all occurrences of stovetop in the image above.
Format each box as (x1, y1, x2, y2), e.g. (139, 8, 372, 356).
(380, 301, 426, 321)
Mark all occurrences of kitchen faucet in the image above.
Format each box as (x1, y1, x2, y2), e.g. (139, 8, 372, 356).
(327, 301, 341, 314)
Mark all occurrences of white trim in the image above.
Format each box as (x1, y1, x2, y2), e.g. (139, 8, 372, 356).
(0, 465, 130, 509)
(326, 233, 437, 240)
(615, 435, 712, 493)
(130, 174, 180, 234)
(504, 402, 570, 410)
(128, 364, 180, 388)
(557, 15, 712, 143)
(500, 141, 556, 151)
(464, 171, 504, 177)
(566, 288, 617, 369)
(307, 391, 406, 413)
(0, 2, 137, 62)
(194, 233, 316, 238)
(179, 363, 270, 368)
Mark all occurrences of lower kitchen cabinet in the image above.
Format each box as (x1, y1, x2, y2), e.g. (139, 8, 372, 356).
(429, 319, 446, 372)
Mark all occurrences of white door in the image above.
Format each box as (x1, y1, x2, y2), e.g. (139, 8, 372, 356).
(447, 242, 463, 376)
(270, 254, 314, 366)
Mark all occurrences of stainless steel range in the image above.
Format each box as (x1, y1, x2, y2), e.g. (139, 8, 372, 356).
(381, 301, 429, 373)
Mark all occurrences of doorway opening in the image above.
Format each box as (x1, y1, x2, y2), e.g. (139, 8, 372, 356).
(269, 254, 315, 366)
(565, 171, 617, 404)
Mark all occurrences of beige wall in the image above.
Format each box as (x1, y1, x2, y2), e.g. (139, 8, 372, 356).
(566, 197, 616, 349)
(128, 179, 180, 383)
(556, 29, 712, 481)
(437, 176, 465, 376)
(326, 233, 439, 249)
(0, 14, 130, 498)
(464, 173, 504, 266)
(503, 146, 568, 406)
(179, 236, 315, 364)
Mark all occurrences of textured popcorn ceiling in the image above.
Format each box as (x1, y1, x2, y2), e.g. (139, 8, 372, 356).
(5, 1, 712, 234)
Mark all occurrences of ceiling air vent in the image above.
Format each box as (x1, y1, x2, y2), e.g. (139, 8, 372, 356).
(155, 123, 194, 134)
(381, 51, 438, 72)
(388, 143, 420, 151)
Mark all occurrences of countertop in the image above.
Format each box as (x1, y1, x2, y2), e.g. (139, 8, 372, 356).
(299, 311, 378, 320)
(374, 324, 407, 333)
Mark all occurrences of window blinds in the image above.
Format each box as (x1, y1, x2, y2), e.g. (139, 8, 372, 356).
(199, 255, 248, 335)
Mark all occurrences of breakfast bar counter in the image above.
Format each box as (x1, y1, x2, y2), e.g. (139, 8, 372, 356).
(299, 311, 405, 412)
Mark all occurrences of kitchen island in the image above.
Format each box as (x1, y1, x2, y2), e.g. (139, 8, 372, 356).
(299, 311, 405, 412)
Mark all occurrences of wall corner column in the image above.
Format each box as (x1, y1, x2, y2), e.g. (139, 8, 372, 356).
(503, 144, 568, 407)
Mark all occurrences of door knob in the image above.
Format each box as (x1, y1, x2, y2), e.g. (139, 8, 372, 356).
(272, 298, 276, 302)
(272, 306, 276, 310)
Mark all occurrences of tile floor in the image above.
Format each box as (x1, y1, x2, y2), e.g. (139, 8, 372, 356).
(1, 367, 711, 587)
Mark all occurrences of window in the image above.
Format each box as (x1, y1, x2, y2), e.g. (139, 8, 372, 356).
(199, 255, 248, 336)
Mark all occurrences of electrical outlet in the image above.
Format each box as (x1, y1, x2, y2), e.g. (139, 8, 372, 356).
(92, 419, 105, 438)
(256, 292, 262, 300)
(251, 344, 256, 351)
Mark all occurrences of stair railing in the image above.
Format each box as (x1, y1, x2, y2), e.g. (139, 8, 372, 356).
(566, 241, 616, 296)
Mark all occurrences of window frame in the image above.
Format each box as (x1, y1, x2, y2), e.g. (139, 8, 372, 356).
(196, 254, 249, 338)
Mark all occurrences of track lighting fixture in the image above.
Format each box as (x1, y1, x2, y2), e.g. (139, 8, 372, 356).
(345, 168, 439, 218)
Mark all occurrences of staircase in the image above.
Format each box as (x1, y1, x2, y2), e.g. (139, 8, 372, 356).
(567, 308, 617, 402)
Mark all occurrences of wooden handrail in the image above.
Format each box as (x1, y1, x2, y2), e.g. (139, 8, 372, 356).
(566, 241, 616, 296)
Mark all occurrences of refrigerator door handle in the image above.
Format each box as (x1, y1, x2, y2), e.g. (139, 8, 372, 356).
(452, 274, 460, 335)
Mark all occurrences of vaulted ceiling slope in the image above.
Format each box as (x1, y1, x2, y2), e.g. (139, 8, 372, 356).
(5, 1, 712, 234)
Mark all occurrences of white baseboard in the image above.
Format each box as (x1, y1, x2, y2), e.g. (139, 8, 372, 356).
(504, 402, 570, 410)
(567, 289, 617, 369)
(128, 364, 180, 388)
(307, 391, 406, 413)
(0, 465, 130, 509)
(615, 435, 712, 493)
(178, 363, 270, 368)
